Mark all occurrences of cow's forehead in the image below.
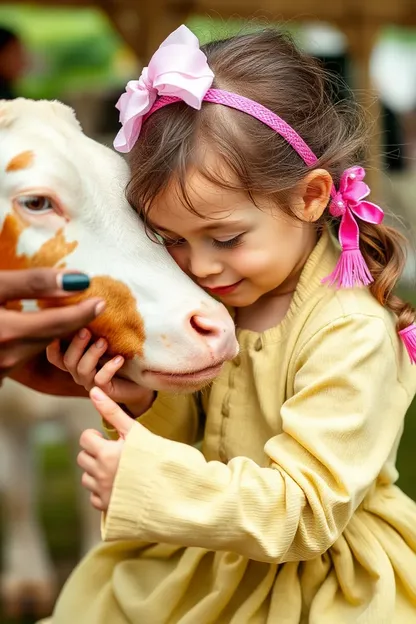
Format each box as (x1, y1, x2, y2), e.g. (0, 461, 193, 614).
(0, 98, 82, 132)
(0, 140, 83, 214)
(0, 138, 128, 217)
(0, 98, 129, 182)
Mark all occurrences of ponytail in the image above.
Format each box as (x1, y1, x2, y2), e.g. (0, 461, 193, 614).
(359, 221, 416, 333)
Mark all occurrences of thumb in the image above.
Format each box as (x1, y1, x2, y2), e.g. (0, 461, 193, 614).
(90, 386, 135, 438)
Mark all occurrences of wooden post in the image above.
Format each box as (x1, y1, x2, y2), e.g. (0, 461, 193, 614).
(342, 20, 383, 199)
(104, 0, 195, 64)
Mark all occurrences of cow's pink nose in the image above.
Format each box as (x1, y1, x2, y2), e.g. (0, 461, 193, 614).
(189, 314, 238, 361)
(190, 315, 219, 337)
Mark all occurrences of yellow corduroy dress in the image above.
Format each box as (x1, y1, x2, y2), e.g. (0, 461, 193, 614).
(44, 231, 416, 623)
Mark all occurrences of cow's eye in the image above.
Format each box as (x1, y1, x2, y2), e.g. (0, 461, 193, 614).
(16, 195, 54, 213)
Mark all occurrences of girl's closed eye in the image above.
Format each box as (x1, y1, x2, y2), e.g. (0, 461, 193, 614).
(212, 234, 244, 249)
(155, 232, 244, 249)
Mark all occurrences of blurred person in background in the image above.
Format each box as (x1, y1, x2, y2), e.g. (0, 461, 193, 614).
(0, 25, 27, 100)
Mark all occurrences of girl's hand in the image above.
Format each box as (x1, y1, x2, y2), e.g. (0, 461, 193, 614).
(46, 329, 154, 413)
(78, 387, 138, 511)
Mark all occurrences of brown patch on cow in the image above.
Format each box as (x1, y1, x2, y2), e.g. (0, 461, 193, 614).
(85, 277, 145, 358)
(0, 213, 77, 271)
(0, 213, 28, 271)
(0, 213, 28, 310)
(39, 277, 146, 359)
(32, 230, 77, 268)
(6, 150, 34, 172)
(0, 212, 77, 311)
(0, 213, 145, 358)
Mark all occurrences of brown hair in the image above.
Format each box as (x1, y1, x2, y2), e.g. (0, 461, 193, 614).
(127, 28, 414, 332)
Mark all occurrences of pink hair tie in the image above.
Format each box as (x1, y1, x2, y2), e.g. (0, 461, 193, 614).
(322, 166, 384, 288)
(398, 325, 416, 365)
(114, 24, 416, 364)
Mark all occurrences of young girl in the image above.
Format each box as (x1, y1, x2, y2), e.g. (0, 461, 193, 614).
(43, 25, 416, 624)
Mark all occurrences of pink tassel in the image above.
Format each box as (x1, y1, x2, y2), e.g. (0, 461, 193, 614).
(399, 324, 416, 365)
(322, 249, 373, 289)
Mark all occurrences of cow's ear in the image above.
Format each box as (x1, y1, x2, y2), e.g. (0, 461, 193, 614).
(47, 99, 83, 131)
(0, 97, 83, 133)
(0, 99, 15, 128)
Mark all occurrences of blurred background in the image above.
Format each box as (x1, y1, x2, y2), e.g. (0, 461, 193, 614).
(0, 0, 415, 622)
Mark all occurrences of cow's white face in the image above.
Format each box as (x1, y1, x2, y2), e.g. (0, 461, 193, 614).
(0, 98, 238, 391)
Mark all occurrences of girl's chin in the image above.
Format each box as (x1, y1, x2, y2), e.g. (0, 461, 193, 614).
(217, 290, 259, 308)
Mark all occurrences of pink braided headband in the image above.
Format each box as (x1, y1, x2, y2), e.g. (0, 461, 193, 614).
(114, 25, 416, 363)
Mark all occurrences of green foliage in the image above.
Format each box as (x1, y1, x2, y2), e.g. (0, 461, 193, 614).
(0, 4, 127, 98)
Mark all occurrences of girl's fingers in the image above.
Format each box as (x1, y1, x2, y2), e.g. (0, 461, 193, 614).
(81, 472, 100, 495)
(77, 450, 98, 475)
(94, 355, 125, 388)
(75, 338, 108, 387)
(62, 328, 92, 375)
(79, 428, 105, 457)
(90, 493, 106, 511)
(46, 339, 67, 371)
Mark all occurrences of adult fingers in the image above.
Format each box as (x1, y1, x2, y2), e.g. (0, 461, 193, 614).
(0, 268, 90, 304)
(2, 298, 105, 342)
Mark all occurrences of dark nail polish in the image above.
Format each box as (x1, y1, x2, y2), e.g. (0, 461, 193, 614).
(61, 273, 90, 292)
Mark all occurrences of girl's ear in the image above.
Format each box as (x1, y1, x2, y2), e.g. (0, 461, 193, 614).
(295, 169, 333, 222)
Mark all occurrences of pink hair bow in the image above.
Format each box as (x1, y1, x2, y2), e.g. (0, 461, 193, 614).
(113, 25, 214, 153)
(323, 166, 384, 288)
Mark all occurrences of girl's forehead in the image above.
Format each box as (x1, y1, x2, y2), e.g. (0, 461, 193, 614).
(149, 171, 253, 227)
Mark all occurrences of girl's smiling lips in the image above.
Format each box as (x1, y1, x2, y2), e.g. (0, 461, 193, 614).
(204, 280, 244, 295)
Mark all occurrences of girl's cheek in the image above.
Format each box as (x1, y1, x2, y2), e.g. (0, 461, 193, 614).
(236, 252, 270, 278)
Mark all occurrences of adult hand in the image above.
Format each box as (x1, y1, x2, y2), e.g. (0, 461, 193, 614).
(0, 268, 105, 380)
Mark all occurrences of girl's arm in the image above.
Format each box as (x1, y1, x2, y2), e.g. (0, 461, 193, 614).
(102, 313, 412, 563)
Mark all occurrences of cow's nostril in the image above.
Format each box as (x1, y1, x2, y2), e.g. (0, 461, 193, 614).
(190, 315, 218, 337)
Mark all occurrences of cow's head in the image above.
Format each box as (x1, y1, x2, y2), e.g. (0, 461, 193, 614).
(0, 98, 238, 391)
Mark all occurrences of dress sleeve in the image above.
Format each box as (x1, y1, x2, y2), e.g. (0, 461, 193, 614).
(102, 314, 410, 562)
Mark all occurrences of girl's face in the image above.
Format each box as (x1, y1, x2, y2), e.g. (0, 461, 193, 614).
(146, 169, 319, 308)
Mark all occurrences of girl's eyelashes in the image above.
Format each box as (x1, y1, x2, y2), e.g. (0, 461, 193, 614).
(152, 231, 244, 249)
(212, 234, 244, 249)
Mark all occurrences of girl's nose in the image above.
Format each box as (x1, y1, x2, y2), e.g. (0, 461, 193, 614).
(188, 252, 222, 279)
